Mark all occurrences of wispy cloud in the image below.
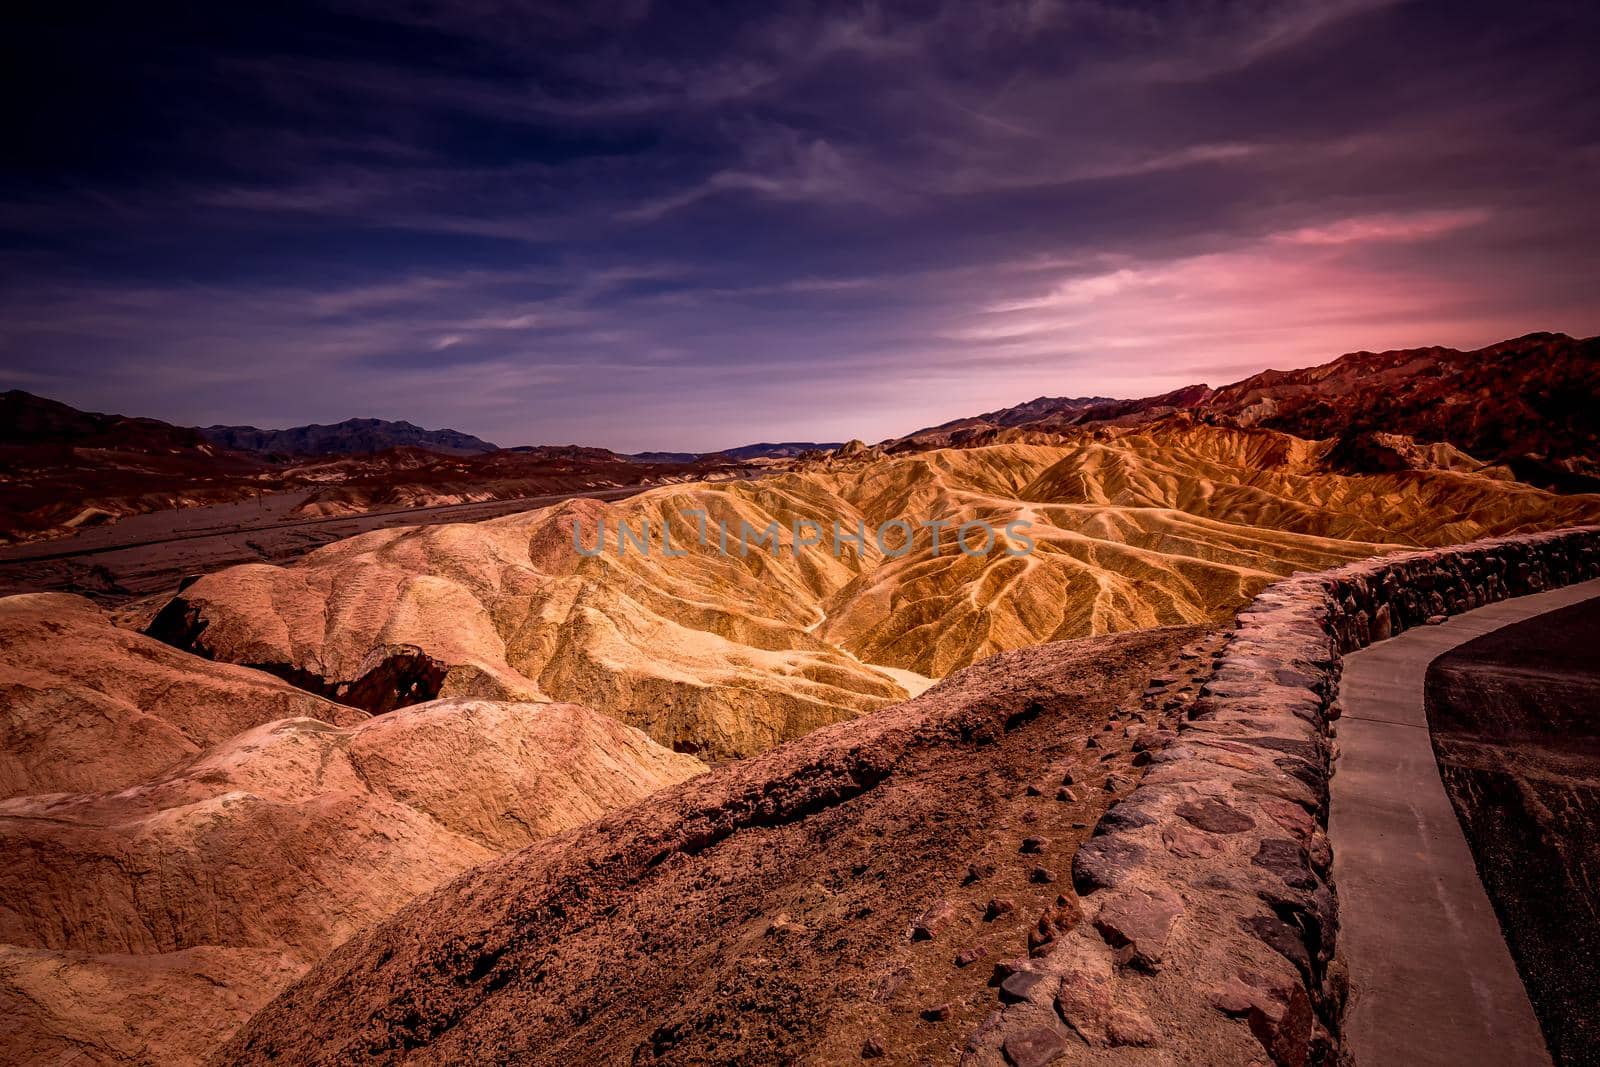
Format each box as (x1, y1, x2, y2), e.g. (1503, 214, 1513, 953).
(1271, 208, 1492, 246)
(619, 127, 897, 221)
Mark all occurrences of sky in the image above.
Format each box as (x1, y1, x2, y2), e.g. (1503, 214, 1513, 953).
(2, 0, 1598, 452)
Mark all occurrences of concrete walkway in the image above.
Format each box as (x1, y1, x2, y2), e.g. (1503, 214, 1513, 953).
(1329, 578, 1600, 1067)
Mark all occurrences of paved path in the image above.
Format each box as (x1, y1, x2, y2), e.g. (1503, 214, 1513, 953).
(1330, 578, 1600, 1067)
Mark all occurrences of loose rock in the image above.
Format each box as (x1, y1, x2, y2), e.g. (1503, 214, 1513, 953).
(999, 969, 1049, 1004)
(985, 897, 1017, 921)
(954, 944, 988, 968)
(911, 900, 957, 941)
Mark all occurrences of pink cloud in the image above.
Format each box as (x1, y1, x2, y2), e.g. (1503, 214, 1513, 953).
(942, 222, 1575, 408)
(1271, 208, 1491, 246)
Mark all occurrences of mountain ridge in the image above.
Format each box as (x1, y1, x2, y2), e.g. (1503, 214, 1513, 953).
(627, 442, 846, 463)
(888, 332, 1600, 489)
(1, 390, 213, 453)
(200, 417, 498, 457)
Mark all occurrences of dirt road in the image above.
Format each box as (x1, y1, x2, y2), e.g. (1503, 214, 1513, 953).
(0, 485, 654, 603)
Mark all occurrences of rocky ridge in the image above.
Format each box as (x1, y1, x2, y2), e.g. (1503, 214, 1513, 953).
(889, 333, 1600, 490)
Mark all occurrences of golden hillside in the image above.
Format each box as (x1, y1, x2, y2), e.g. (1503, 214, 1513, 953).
(163, 422, 1600, 759)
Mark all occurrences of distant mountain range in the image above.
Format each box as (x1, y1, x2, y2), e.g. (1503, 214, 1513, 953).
(201, 418, 498, 457)
(0, 393, 501, 459)
(0, 394, 711, 544)
(627, 442, 844, 463)
(5, 331, 1597, 545)
(1, 391, 840, 465)
(890, 332, 1600, 489)
(0, 392, 847, 542)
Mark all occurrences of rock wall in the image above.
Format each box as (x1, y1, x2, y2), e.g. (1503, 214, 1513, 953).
(964, 525, 1600, 1067)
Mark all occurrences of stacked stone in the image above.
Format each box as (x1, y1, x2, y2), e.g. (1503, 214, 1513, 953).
(962, 526, 1600, 1067)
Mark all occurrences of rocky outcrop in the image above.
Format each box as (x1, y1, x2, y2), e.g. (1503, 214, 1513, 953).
(147, 592, 448, 714)
(963, 524, 1600, 1066)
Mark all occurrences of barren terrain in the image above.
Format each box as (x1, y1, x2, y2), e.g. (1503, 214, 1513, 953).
(1, 390, 746, 546)
(154, 421, 1600, 760)
(4, 344, 1600, 1066)
(0, 483, 664, 604)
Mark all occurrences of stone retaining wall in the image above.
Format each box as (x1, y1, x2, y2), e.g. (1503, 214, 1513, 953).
(964, 525, 1600, 1067)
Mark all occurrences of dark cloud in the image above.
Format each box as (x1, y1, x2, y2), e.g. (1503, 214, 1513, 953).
(2, 0, 1597, 450)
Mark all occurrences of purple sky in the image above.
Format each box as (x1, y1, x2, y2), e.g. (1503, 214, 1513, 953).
(3, 0, 1598, 451)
